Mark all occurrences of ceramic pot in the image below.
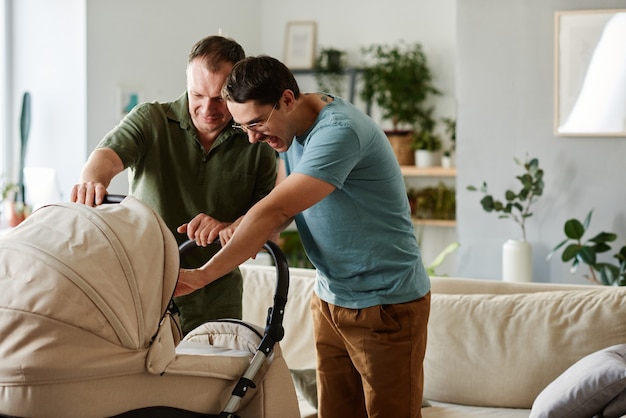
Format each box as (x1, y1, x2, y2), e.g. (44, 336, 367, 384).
(415, 150, 441, 167)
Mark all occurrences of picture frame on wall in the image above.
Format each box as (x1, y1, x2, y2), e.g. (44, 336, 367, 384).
(554, 9, 626, 137)
(284, 21, 317, 70)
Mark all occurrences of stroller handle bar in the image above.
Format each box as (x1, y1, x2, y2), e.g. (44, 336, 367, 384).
(179, 239, 289, 349)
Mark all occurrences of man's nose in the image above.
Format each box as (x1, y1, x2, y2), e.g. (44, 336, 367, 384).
(247, 130, 265, 144)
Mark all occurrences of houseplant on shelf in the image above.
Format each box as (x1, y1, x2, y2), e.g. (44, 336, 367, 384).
(314, 47, 346, 97)
(467, 155, 545, 282)
(411, 108, 442, 167)
(547, 210, 626, 286)
(360, 41, 440, 165)
(441, 117, 456, 168)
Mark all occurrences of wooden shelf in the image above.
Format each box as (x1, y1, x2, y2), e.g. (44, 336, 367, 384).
(401, 166, 456, 177)
(412, 219, 456, 227)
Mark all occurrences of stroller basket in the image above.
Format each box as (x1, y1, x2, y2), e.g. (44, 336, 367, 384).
(0, 196, 299, 418)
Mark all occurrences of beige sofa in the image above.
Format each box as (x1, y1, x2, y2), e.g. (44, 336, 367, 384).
(240, 264, 626, 418)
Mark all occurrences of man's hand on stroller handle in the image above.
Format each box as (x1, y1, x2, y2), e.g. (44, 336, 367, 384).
(175, 268, 207, 297)
(177, 214, 245, 247)
(70, 181, 108, 207)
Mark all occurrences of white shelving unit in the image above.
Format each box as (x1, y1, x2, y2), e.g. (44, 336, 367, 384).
(402, 165, 458, 276)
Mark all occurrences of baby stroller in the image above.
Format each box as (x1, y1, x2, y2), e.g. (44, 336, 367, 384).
(0, 196, 299, 418)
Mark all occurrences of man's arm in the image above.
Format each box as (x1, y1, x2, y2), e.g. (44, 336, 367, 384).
(175, 173, 335, 296)
(70, 148, 125, 206)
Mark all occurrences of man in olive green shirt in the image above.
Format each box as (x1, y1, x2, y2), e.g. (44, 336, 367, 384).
(70, 36, 277, 334)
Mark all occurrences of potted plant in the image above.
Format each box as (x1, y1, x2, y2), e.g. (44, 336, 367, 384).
(467, 155, 545, 282)
(360, 41, 441, 165)
(314, 47, 347, 97)
(411, 108, 442, 167)
(8, 92, 32, 227)
(441, 117, 456, 168)
(547, 210, 626, 286)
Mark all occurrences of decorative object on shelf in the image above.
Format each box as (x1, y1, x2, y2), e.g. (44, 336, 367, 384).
(9, 92, 33, 227)
(547, 210, 626, 286)
(360, 41, 440, 165)
(387, 132, 414, 165)
(441, 117, 456, 168)
(314, 47, 346, 97)
(467, 155, 545, 282)
(408, 182, 455, 221)
(412, 108, 442, 168)
(284, 21, 317, 70)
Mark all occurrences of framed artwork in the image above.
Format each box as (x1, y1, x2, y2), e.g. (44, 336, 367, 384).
(284, 21, 317, 70)
(118, 86, 142, 119)
(554, 9, 626, 136)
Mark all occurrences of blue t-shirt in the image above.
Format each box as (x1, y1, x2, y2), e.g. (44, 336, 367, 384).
(283, 96, 430, 308)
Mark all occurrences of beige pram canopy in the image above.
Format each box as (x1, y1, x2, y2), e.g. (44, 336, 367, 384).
(0, 197, 298, 418)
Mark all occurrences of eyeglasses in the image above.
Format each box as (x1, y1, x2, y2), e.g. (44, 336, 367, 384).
(232, 103, 277, 133)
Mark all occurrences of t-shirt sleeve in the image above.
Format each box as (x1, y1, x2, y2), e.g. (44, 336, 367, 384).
(292, 125, 360, 189)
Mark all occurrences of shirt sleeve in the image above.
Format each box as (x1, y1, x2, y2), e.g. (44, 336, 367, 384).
(293, 125, 360, 189)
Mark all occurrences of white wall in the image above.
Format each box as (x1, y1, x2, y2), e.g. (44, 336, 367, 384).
(456, 0, 626, 284)
(85, 0, 263, 193)
(9, 0, 458, 273)
(11, 0, 86, 205)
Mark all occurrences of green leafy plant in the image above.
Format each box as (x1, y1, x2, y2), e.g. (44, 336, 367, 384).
(547, 210, 626, 286)
(426, 242, 460, 276)
(441, 117, 456, 157)
(409, 183, 455, 220)
(467, 156, 544, 241)
(314, 47, 346, 96)
(360, 41, 440, 131)
(411, 108, 442, 151)
(16, 92, 31, 206)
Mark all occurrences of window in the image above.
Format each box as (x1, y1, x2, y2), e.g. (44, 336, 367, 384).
(0, 0, 7, 179)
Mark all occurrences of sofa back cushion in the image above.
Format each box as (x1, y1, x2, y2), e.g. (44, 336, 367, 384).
(240, 264, 317, 371)
(424, 284, 626, 409)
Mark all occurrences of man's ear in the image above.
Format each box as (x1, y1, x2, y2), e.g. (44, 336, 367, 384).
(281, 89, 296, 109)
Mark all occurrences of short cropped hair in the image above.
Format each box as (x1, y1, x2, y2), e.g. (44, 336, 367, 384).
(222, 55, 301, 106)
(188, 35, 245, 71)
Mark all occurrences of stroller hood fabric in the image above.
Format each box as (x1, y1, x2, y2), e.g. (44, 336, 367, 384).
(0, 197, 180, 384)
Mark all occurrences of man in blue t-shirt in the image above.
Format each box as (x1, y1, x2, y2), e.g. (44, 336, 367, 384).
(176, 55, 431, 418)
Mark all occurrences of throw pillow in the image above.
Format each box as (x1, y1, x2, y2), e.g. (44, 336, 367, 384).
(602, 387, 626, 418)
(530, 344, 626, 418)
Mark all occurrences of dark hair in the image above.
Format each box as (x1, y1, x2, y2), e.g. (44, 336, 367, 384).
(188, 35, 245, 71)
(222, 55, 300, 106)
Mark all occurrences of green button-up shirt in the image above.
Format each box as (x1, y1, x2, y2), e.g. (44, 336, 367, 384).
(98, 93, 277, 332)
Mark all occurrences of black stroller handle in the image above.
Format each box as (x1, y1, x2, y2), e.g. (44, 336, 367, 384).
(102, 194, 126, 204)
(178, 239, 289, 347)
(179, 239, 291, 418)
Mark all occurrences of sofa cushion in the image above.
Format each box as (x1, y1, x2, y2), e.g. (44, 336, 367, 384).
(424, 286, 626, 409)
(529, 344, 626, 418)
(241, 264, 317, 371)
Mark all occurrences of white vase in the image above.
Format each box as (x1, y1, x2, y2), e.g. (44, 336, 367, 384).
(415, 150, 441, 167)
(502, 239, 533, 282)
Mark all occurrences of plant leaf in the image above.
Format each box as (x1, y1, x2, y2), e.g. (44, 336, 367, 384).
(564, 219, 585, 240)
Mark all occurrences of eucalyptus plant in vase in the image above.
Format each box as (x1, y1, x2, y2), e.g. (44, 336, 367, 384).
(467, 156, 545, 282)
